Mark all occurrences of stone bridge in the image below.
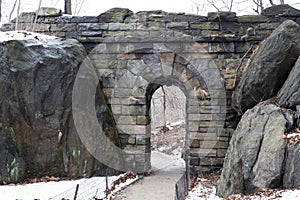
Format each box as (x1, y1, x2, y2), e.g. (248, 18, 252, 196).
(2, 5, 300, 178)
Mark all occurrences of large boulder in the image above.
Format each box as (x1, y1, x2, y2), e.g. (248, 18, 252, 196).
(283, 140, 300, 188)
(0, 31, 121, 184)
(261, 4, 300, 17)
(232, 20, 300, 114)
(217, 104, 294, 198)
(98, 8, 133, 22)
(277, 56, 300, 108)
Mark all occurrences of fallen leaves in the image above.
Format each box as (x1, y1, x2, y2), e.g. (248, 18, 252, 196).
(283, 129, 300, 144)
(105, 171, 137, 196)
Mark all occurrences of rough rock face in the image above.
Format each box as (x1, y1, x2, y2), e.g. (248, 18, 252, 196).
(36, 7, 62, 17)
(284, 141, 300, 188)
(261, 4, 300, 17)
(98, 8, 133, 22)
(277, 56, 300, 108)
(232, 20, 300, 114)
(0, 32, 120, 184)
(217, 104, 294, 197)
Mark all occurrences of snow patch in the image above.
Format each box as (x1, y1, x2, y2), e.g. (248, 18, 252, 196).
(286, 133, 300, 138)
(186, 180, 300, 200)
(0, 173, 138, 200)
(0, 31, 57, 43)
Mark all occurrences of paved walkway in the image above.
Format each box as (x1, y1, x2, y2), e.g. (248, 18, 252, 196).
(112, 151, 186, 200)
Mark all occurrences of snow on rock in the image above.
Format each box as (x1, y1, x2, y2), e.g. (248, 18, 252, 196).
(285, 132, 300, 139)
(0, 31, 57, 43)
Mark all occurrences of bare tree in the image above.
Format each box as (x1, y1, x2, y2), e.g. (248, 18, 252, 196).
(8, 0, 17, 22)
(206, 0, 234, 12)
(15, 0, 20, 30)
(73, 0, 85, 15)
(64, 0, 72, 15)
(190, 0, 288, 15)
(32, 0, 43, 32)
(252, 0, 264, 14)
(190, 0, 206, 14)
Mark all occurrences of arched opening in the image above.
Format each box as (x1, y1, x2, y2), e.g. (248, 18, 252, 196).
(147, 84, 187, 172)
(151, 85, 186, 158)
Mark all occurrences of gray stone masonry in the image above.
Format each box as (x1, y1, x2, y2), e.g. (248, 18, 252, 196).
(2, 5, 300, 177)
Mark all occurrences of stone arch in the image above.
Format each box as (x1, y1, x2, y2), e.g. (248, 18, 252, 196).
(75, 30, 226, 176)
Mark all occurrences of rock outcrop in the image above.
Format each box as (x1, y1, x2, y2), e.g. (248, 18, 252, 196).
(218, 19, 300, 198)
(277, 56, 300, 108)
(0, 31, 121, 184)
(217, 104, 297, 197)
(232, 20, 300, 114)
(98, 8, 133, 22)
(261, 4, 300, 17)
(284, 141, 300, 188)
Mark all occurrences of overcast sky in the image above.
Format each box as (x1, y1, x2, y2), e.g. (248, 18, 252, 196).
(1, 0, 300, 23)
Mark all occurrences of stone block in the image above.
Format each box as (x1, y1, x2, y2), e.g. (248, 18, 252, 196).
(189, 132, 219, 141)
(208, 12, 237, 22)
(188, 114, 212, 121)
(36, 7, 62, 17)
(190, 22, 219, 30)
(113, 88, 133, 98)
(121, 105, 147, 115)
(200, 157, 224, 166)
(217, 149, 228, 157)
(124, 30, 149, 38)
(50, 23, 76, 32)
(128, 136, 136, 145)
(136, 116, 149, 125)
(190, 157, 200, 166)
(33, 23, 51, 32)
(209, 42, 235, 53)
(189, 140, 200, 148)
(80, 31, 103, 37)
(69, 16, 99, 23)
(111, 105, 122, 114)
(137, 22, 166, 30)
(124, 145, 147, 154)
(170, 14, 207, 22)
(127, 60, 147, 75)
(188, 122, 199, 131)
(235, 42, 253, 53)
(166, 22, 189, 29)
(118, 125, 146, 134)
(77, 23, 108, 31)
(238, 15, 269, 23)
(179, 69, 194, 83)
(190, 148, 217, 157)
(108, 23, 136, 31)
(136, 135, 149, 145)
(99, 8, 134, 23)
(116, 115, 137, 125)
(256, 22, 280, 30)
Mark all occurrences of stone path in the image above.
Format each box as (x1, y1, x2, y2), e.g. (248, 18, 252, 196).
(112, 151, 186, 200)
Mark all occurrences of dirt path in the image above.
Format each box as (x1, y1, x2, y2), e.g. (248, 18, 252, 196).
(112, 151, 186, 200)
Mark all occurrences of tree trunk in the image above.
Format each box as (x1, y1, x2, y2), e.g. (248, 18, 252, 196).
(0, 0, 2, 22)
(64, 0, 72, 15)
(161, 86, 167, 128)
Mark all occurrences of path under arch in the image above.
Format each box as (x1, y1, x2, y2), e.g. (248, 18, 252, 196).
(112, 151, 185, 200)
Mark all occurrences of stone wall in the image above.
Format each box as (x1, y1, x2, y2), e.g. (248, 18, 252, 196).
(1, 5, 300, 176)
